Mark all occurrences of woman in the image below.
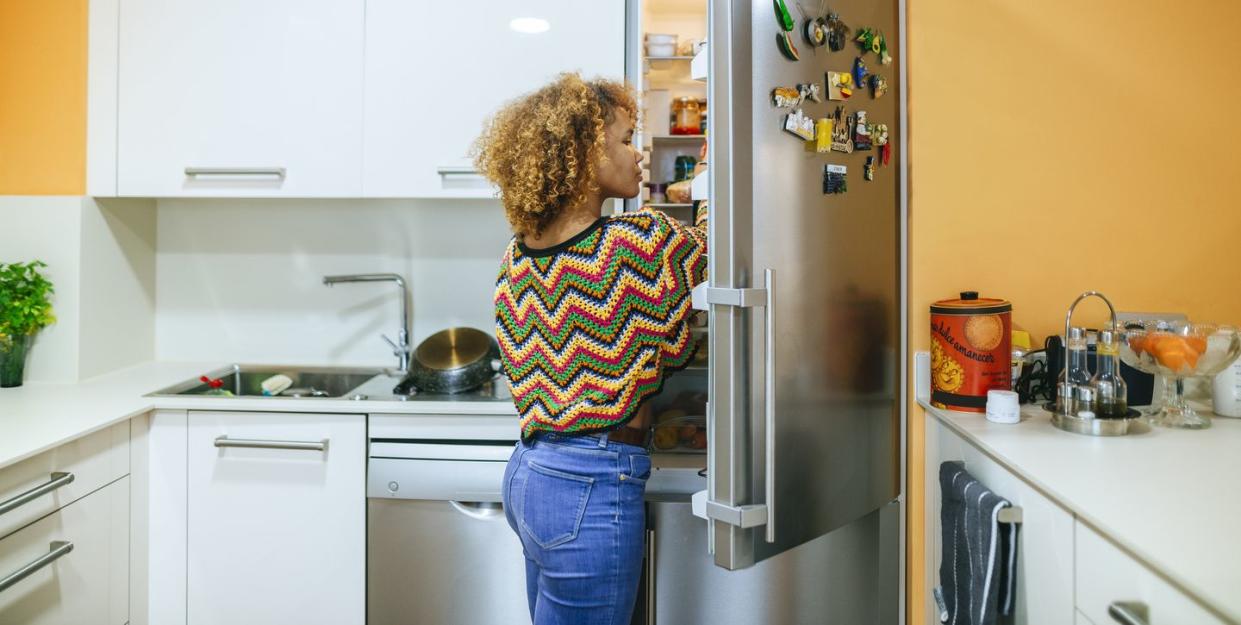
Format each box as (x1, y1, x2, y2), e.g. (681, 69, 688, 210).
(474, 73, 707, 624)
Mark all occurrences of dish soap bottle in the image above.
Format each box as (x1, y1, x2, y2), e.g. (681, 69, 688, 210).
(1090, 330, 1128, 418)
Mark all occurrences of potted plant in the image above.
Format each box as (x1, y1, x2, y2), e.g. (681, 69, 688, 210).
(0, 261, 56, 388)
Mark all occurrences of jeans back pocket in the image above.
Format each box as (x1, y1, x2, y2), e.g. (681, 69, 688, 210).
(520, 461, 594, 549)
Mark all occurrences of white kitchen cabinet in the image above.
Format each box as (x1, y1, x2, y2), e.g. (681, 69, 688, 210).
(186, 411, 365, 625)
(0, 477, 130, 625)
(926, 417, 1076, 625)
(116, 0, 364, 197)
(1076, 521, 1226, 625)
(363, 0, 626, 197)
(0, 421, 129, 541)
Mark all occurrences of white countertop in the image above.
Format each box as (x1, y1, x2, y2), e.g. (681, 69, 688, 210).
(0, 361, 517, 471)
(920, 398, 1241, 622)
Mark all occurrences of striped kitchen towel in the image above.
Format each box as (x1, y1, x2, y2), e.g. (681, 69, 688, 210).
(937, 461, 1018, 625)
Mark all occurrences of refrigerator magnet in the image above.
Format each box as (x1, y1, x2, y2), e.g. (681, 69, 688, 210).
(853, 111, 872, 151)
(864, 156, 876, 181)
(783, 109, 816, 141)
(869, 74, 888, 99)
(814, 118, 833, 153)
(774, 0, 796, 32)
(823, 164, 848, 194)
(852, 57, 869, 92)
(772, 86, 802, 108)
(830, 105, 855, 153)
(826, 71, 853, 100)
(855, 28, 892, 65)
(870, 123, 890, 147)
(799, 82, 822, 103)
(777, 31, 801, 61)
(803, 17, 827, 47)
(826, 12, 849, 51)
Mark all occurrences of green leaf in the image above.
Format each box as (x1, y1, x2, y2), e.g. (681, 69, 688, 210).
(0, 260, 56, 336)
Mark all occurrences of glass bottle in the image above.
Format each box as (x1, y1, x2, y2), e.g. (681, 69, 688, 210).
(1057, 327, 1092, 415)
(1091, 329, 1129, 418)
(672, 97, 701, 135)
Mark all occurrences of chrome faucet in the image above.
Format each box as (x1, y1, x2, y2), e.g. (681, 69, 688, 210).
(323, 273, 411, 372)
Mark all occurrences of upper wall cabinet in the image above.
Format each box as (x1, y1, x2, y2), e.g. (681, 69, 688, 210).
(116, 0, 365, 197)
(362, 0, 627, 198)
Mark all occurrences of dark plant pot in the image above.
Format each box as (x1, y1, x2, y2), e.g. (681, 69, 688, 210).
(0, 334, 34, 388)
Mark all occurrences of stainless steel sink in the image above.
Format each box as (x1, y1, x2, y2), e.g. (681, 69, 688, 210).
(148, 365, 385, 398)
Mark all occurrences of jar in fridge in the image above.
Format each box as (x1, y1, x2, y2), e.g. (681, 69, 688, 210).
(672, 97, 701, 135)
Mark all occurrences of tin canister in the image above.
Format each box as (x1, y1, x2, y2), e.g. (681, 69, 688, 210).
(930, 291, 1012, 412)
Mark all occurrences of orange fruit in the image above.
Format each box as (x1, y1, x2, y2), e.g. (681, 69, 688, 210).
(1185, 335, 1207, 354)
(1155, 347, 1189, 372)
(1184, 348, 1201, 369)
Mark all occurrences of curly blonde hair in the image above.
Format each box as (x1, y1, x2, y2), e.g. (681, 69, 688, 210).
(473, 73, 637, 238)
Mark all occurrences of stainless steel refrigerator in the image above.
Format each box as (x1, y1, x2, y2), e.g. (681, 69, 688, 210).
(632, 0, 905, 622)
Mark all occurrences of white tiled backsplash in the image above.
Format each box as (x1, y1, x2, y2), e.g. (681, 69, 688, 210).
(155, 198, 512, 367)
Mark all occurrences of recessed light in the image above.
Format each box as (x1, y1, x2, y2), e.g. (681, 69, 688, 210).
(509, 17, 550, 34)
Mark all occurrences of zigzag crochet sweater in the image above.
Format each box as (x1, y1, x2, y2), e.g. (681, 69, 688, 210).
(495, 206, 708, 440)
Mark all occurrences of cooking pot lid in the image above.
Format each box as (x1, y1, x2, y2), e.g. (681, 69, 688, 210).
(415, 327, 494, 371)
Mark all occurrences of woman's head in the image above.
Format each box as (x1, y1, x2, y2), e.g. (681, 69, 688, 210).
(473, 73, 642, 238)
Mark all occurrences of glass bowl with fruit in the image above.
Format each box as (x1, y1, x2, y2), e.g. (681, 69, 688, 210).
(1120, 321, 1241, 429)
(651, 410, 707, 452)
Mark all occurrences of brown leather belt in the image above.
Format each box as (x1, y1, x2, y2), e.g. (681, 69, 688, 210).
(607, 426, 651, 448)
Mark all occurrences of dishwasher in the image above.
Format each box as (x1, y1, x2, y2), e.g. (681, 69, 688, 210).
(367, 424, 528, 625)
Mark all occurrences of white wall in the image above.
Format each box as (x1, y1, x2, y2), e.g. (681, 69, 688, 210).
(79, 199, 157, 377)
(155, 199, 512, 367)
(0, 197, 156, 383)
(0, 197, 84, 382)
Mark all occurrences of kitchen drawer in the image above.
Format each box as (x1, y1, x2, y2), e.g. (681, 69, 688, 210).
(0, 422, 129, 540)
(1076, 521, 1225, 625)
(0, 476, 130, 624)
(927, 418, 1075, 624)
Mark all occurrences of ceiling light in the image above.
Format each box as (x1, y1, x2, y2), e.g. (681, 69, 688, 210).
(509, 17, 550, 34)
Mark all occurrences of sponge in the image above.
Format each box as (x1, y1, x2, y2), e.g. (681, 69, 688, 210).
(261, 374, 294, 396)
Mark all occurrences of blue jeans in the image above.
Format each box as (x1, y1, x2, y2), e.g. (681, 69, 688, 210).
(501, 431, 651, 625)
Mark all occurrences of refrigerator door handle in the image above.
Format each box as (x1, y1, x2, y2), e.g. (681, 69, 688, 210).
(702, 269, 777, 543)
(762, 268, 775, 543)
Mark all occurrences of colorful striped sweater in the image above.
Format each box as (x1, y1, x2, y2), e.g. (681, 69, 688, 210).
(495, 206, 708, 440)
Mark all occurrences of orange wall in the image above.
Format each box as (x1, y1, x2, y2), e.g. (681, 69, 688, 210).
(0, 0, 88, 195)
(906, 1, 1241, 622)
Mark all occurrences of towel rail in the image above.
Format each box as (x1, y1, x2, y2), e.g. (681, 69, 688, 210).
(998, 507, 1023, 524)
(947, 461, 1023, 525)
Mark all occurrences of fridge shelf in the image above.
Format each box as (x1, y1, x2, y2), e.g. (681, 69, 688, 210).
(653, 135, 706, 142)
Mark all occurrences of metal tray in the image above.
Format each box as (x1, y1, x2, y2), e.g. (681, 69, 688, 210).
(1042, 403, 1150, 437)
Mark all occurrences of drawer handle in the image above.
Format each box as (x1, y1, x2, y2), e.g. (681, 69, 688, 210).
(1108, 601, 1150, 625)
(0, 472, 75, 518)
(214, 436, 328, 452)
(435, 166, 483, 177)
(185, 167, 286, 179)
(0, 541, 74, 594)
(448, 501, 503, 520)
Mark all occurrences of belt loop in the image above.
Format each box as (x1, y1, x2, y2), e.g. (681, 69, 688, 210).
(597, 433, 609, 448)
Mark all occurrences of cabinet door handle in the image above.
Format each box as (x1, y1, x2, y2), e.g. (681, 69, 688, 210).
(435, 166, 482, 177)
(185, 167, 286, 179)
(1108, 601, 1150, 625)
(214, 436, 328, 452)
(0, 472, 75, 518)
(0, 541, 74, 594)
